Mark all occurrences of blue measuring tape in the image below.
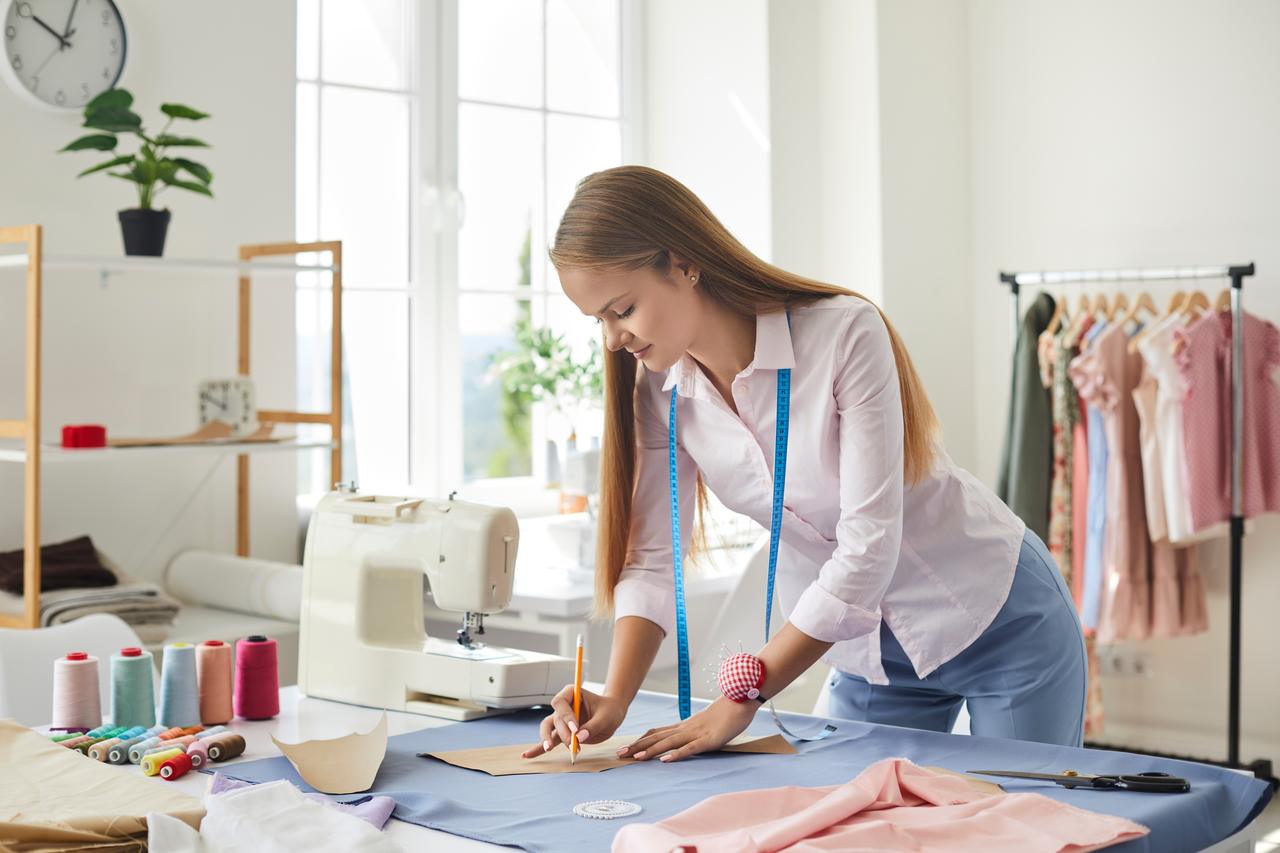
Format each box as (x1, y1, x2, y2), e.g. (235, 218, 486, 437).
(668, 311, 835, 740)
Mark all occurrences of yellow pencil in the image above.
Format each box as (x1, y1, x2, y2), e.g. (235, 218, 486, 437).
(571, 633, 583, 765)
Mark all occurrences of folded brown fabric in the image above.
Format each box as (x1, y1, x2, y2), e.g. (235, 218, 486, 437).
(0, 535, 117, 595)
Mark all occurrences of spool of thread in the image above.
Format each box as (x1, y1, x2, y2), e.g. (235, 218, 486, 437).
(73, 736, 112, 755)
(110, 647, 156, 728)
(51, 652, 102, 730)
(50, 732, 82, 742)
(59, 735, 93, 750)
(130, 735, 170, 764)
(88, 726, 146, 761)
(178, 725, 205, 736)
(109, 727, 164, 764)
(206, 732, 246, 762)
(194, 725, 228, 740)
(233, 636, 279, 720)
(187, 740, 210, 768)
(159, 643, 201, 728)
(159, 726, 188, 739)
(142, 734, 198, 756)
(85, 723, 116, 738)
(159, 751, 193, 781)
(196, 640, 234, 724)
(141, 747, 184, 777)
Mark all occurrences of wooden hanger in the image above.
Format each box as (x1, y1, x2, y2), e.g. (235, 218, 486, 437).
(1106, 292, 1129, 321)
(1064, 293, 1094, 341)
(1089, 292, 1111, 317)
(1214, 288, 1232, 313)
(1124, 292, 1161, 354)
(1165, 290, 1187, 315)
(1180, 290, 1210, 320)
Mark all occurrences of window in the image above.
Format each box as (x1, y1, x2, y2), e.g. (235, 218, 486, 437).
(296, 0, 633, 500)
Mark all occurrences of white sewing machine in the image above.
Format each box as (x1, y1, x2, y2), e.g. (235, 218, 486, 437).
(298, 487, 575, 721)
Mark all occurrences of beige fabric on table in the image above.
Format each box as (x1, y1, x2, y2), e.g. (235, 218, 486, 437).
(0, 718, 203, 852)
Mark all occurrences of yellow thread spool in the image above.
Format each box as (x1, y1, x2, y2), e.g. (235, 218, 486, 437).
(142, 747, 185, 777)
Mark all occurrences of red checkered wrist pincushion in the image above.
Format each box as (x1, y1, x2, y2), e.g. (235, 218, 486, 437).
(717, 652, 767, 703)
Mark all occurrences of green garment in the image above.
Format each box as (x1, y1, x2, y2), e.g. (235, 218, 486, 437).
(997, 291, 1056, 540)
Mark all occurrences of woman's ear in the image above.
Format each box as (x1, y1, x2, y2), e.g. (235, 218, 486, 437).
(667, 251, 700, 287)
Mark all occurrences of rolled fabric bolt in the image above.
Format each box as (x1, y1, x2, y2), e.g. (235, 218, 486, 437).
(142, 747, 185, 777)
(159, 752, 194, 781)
(206, 733, 246, 762)
(187, 740, 210, 768)
(143, 735, 198, 757)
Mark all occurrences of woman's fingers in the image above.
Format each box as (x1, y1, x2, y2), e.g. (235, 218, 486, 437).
(657, 739, 708, 764)
(521, 714, 564, 758)
(620, 724, 676, 757)
(631, 731, 693, 761)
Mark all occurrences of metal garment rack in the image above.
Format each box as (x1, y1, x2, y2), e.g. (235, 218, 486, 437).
(999, 263, 1275, 784)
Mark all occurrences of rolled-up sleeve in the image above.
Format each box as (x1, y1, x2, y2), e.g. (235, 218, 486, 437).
(612, 374, 696, 637)
(788, 306, 905, 644)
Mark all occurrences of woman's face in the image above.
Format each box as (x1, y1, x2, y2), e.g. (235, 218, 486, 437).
(558, 261, 703, 372)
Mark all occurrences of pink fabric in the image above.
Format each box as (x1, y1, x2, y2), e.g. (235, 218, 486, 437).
(1174, 311, 1280, 530)
(611, 758, 1148, 853)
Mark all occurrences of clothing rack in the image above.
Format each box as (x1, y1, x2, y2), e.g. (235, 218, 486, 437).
(999, 263, 1275, 785)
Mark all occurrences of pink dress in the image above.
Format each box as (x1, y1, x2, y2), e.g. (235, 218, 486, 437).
(1132, 365, 1206, 638)
(1175, 311, 1280, 529)
(1072, 323, 1151, 644)
(612, 758, 1149, 853)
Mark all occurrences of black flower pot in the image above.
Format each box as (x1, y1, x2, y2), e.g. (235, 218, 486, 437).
(117, 208, 171, 257)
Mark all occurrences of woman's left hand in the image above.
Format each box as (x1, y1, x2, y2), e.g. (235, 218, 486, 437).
(619, 696, 759, 764)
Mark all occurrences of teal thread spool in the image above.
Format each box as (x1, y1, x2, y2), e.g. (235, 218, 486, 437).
(158, 643, 200, 728)
(111, 647, 156, 728)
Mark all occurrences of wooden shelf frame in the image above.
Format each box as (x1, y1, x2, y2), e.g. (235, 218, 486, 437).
(0, 229, 343, 629)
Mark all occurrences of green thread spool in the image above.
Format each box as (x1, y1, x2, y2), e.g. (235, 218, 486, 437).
(111, 647, 157, 728)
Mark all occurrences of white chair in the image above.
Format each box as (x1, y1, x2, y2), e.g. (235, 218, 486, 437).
(0, 613, 151, 727)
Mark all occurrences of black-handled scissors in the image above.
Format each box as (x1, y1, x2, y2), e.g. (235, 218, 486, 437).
(967, 769, 1191, 793)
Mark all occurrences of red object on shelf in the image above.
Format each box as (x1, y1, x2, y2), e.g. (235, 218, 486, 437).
(61, 425, 107, 448)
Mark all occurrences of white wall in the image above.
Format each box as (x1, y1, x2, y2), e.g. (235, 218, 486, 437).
(968, 0, 1280, 762)
(643, 0, 772, 260)
(0, 0, 298, 582)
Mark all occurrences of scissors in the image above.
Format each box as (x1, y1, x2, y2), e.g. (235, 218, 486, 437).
(967, 768, 1191, 793)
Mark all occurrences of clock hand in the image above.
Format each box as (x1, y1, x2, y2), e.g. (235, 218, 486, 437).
(31, 14, 70, 49)
(62, 0, 79, 39)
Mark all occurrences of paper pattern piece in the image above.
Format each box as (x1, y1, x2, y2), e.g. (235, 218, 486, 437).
(0, 718, 202, 850)
(421, 732, 796, 776)
(271, 711, 388, 794)
(108, 420, 281, 447)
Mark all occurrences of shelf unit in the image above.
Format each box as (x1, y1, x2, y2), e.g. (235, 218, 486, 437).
(0, 225, 344, 629)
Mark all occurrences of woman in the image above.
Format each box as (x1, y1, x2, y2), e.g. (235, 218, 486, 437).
(521, 166, 1085, 765)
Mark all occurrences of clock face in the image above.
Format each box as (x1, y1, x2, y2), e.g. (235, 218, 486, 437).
(199, 379, 258, 437)
(2, 0, 125, 111)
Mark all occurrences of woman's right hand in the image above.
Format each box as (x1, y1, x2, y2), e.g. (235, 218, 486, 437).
(521, 686, 628, 758)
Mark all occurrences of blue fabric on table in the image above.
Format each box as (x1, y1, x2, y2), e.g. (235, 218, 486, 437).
(212, 692, 1272, 853)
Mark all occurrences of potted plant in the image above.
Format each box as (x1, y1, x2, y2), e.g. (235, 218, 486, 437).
(60, 88, 213, 256)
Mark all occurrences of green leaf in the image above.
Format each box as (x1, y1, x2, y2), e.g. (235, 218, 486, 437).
(153, 135, 209, 148)
(172, 157, 212, 184)
(162, 177, 214, 197)
(84, 88, 132, 113)
(77, 154, 134, 177)
(60, 133, 118, 152)
(160, 103, 210, 120)
(155, 160, 178, 182)
(83, 107, 143, 133)
(107, 171, 141, 185)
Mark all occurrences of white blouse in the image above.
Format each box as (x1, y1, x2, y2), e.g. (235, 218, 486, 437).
(614, 295, 1027, 686)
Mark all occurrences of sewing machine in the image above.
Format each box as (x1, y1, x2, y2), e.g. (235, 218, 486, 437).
(298, 487, 575, 721)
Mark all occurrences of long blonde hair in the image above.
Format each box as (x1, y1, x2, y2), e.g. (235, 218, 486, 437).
(550, 166, 939, 614)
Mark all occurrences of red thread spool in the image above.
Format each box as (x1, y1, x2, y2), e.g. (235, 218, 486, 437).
(233, 636, 279, 719)
(158, 751, 193, 781)
(61, 425, 107, 448)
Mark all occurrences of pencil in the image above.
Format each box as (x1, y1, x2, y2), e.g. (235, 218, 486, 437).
(571, 633, 583, 765)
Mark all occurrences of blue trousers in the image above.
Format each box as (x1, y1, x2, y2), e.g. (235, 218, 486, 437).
(828, 530, 1087, 746)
